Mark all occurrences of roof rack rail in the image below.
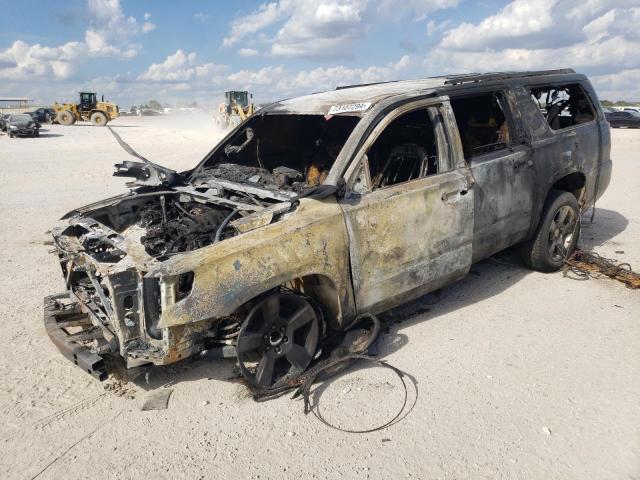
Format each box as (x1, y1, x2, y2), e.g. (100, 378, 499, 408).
(335, 80, 399, 90)
(443, 69, 576, 86)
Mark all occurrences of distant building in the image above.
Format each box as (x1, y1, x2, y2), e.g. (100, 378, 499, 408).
(0, 97, 32, 108)
(0, 97, 33, 113)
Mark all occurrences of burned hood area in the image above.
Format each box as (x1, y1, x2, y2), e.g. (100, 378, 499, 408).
(65, 113, 359, 259)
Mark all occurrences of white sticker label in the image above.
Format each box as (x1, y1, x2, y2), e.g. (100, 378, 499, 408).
(327, 102, 372, 115)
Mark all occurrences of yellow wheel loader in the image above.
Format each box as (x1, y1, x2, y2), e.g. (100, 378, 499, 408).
(217, 91, 254, 128)
(53, 92, 119, 126)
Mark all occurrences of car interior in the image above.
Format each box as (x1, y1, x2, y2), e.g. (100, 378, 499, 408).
(366, 108, 439, 189)
(450, 93, 512, 160)
(530, 84, 595, 130)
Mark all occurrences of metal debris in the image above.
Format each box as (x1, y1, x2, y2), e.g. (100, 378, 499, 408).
(564, 249, 640, 289)
(140, 388, 174, 411)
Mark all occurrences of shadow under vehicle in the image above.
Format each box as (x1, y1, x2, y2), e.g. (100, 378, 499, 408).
(45, 69, 612, 389)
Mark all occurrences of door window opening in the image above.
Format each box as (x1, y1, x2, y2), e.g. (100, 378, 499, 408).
(530, 84, 595, 130)
(451, 93, 512, 160)
(367, 109, 439, 189)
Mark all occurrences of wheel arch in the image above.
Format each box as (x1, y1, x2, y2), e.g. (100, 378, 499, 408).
(232, 273, 348, 332)
(550, 171, 587, 203)
(529, 170, 586, 238)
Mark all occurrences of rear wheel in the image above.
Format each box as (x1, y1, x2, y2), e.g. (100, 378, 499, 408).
(521, 190, 580, 272)
(57, 111, 76, 126)
(90, 111, 108, 126)
(236, 292, 320, 389)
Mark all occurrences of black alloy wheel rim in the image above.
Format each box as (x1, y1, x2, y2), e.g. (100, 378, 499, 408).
(548, 205, 577, 261)
(236, 292, 320, 389)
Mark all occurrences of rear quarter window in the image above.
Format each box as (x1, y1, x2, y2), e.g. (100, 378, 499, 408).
(529, 83, 596, 131)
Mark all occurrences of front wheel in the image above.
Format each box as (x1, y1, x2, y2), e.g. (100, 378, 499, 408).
(236, 292, 320, 389)
(90, 111, 108, 126)
(521, 190, 580, 272)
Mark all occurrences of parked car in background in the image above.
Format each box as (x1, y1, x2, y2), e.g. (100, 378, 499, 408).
(622, 107, 640, 114)
(27, 107, 56, 124)
(605, 110, 640, 128)
(5, 113, 40, 137)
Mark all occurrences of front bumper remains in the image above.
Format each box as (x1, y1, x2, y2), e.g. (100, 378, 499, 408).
(44, 293, 108, 381)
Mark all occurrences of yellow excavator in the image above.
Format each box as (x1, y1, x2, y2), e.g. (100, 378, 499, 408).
(53, 92, 119, 126)
(217, 90, 254, 128)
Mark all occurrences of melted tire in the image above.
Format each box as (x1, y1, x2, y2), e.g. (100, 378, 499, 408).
(521, 190, 580, 272)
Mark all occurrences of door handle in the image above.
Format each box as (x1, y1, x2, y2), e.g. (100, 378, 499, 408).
(513, 157, 532, 169)
(441, 189, 467, 204)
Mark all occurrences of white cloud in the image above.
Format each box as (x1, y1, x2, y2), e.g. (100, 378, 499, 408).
(223, 2, 284, 47)
(194, 12, 210, 22)
(0, 0, 155, 80)
(142, 22, 157, 33)
(138, 50, 228, 82)
(223, 0, 458, 59)
(238, 48, 259, 57)
(0, 40, 84, 79)
(226, 54, 411, 96)
(591, 69, 640, 100)
(426, 19, 451, 37)
(440, 0, 556, 51)
(425, 0, 640, 101)
(144, 12, 152, 20)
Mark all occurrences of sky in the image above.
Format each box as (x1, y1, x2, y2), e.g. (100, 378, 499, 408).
(1, 0, 639, 108)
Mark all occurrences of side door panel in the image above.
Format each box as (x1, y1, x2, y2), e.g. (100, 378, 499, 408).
(469, 144, 537, 262)
(451, 89, 538, 262)
(339, 100, 474, 314)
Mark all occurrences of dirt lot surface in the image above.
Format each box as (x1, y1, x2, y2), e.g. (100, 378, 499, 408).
(0, 115, 638, 479)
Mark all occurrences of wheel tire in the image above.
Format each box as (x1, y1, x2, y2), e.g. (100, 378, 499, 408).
(228, 114, 241, 128)
(236, 292, 320, 389)
(57, 111, 75, 126)
(521, 190, 580, 272)
(8, 132, 13, 138)
(90, 111, 108, 126)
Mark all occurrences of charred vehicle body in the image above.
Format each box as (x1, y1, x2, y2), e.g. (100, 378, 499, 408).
(46, 70, 611, 387)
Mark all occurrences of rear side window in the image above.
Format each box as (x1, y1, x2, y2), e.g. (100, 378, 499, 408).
(530, 84, 595, 131)
(450, 92, 513, 160)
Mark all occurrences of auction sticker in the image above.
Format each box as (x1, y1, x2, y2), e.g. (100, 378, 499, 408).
(327, 102, 372, 115)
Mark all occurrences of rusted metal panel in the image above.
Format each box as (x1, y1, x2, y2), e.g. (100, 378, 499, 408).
(341, 169, 474, 313)
(148, 197, 355, 329)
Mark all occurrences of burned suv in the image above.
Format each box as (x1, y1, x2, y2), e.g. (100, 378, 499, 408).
(46, 69, 611, 387)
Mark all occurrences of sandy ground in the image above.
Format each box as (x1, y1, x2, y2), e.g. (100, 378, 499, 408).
(0, 114, 638, 480)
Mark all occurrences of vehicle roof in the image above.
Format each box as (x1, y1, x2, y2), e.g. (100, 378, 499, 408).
(264, 69, 581, 115)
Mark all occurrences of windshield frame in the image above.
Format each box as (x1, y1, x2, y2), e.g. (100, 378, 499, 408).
(188, 111, 363, 186)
